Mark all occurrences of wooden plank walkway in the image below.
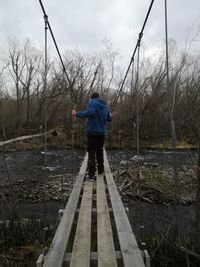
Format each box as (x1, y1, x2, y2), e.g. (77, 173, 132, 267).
(37, 150, 149, 267)
(97, 174, 118, 267)
(70, 180, 93, 267)
(42, 154, 88, 267)
(104, 150, 145, 267)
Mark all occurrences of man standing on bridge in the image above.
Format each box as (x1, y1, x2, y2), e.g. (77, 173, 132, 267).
(72, 92, 116, 179)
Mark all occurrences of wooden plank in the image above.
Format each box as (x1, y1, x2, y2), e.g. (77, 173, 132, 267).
(64, 251, 123, 262)
(144, 250, 151, 267)
(59, 207, 113, 215)
(69, 180, 93, 267)
(43, 153, 88, 267)
(36, 254, 44, 267)
(104, 150, 145, 267)
(97, 174, 118, 267)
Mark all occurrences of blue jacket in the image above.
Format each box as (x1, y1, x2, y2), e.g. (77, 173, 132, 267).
(76, 98, 112, 135)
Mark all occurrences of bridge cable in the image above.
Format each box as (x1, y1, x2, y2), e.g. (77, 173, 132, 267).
(135, 44, 141, 179)
(113, 0, 155, 108)
(38, 2, 79, 238)
(40, 11, 48, 252)
(164, 0, 190, 265)
(38, 0, 76, 104)
(38, 0, 77, 153)
(130, 58, 136, 148)
(44, 14, 48, 168)
(135, 40, 146, 242)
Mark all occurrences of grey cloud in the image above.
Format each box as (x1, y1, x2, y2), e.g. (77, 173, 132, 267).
(0, 0, 199, 66)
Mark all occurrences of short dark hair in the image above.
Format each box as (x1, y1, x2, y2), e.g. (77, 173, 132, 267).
(91, 92, 100, 99)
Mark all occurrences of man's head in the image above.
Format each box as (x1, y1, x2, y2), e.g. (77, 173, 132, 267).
(91, 92, 100, 99)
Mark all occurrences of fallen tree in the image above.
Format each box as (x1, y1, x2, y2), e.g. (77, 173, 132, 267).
(0, 129, 57, 147)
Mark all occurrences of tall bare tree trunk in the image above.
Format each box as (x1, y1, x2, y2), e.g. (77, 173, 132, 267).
(195, 146, 200, 231)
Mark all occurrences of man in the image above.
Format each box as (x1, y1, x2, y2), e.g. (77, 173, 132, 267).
(72, 92, 115, 179)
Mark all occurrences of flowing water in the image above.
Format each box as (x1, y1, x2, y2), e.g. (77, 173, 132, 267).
(0, 147, 199, 266)
(0, 147, 198, 221)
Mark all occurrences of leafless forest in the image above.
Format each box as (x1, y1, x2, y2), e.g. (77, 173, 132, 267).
(0, 36, 200, 266)
(0, 37, 199, 146)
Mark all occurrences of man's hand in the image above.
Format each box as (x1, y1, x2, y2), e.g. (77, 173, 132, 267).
(111, 111, 117, 118)
(72, 110, 77, 116)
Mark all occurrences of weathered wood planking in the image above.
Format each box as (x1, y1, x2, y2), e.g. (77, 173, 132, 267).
(104, 150, 145, 267)
(69, 180, 93, 267)
(43, 154, 88, 267)
(36, 254, 44, 267)
(64, 251, 123, 262)
(144, 250, 151, 267)
(97, 174, 118, 267)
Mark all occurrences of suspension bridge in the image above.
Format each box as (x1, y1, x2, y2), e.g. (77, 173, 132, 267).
(0, 0, 194, 265)
(36, 150, 150, 267)
(33, 0, 192, 265)
(34, 0, 157, 265)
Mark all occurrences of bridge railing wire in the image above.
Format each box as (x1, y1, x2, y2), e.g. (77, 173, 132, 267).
(112, 0, 155, 109)
(38, 0, 76, 105)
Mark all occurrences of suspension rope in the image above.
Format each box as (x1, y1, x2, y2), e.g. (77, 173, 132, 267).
(113, 0, 155, 107)
(164, 0, 190, 266)
(130, 58, 136, 146)
(41, 12, 48, 232)
(38, 0, 76, 104)
(38, 0, 77, 149)
(136, 44, 141, 177)
(44, 14, 48, 167)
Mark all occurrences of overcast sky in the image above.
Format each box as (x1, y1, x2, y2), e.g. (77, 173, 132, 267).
(0, 0, 199, 67)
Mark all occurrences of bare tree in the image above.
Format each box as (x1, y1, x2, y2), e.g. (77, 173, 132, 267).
(5, 38, 42, 133)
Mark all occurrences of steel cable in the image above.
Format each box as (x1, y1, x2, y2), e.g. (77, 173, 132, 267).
(38, 2, 79, 231)
(113, 0, 155, 108)
(38, 0, 76, 104)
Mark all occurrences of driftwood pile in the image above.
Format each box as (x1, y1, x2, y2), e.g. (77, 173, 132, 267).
(113, 167, 196, 204)
(16, 173, 75, 203)
(0, 173, 75, 204)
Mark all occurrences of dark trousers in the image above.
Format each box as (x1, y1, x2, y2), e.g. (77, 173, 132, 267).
(87, 135, 105, 176)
